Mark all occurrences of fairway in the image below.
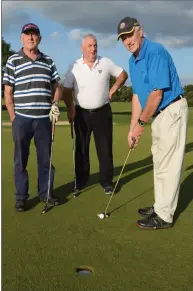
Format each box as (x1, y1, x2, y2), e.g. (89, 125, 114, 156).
(2, 105, 193, 291)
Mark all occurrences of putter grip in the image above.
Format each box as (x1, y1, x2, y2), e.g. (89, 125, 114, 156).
(130, 137, 136, 149)
(70, 123, 74, 139)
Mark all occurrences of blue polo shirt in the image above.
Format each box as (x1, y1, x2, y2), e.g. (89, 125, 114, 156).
(129, 37, 184, 111)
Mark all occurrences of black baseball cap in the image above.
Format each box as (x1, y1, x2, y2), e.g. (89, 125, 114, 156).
(21, 23, 40, 34)
(117, 17, 140, 40)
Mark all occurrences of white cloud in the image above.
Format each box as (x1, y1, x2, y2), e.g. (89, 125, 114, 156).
(69, 29, 82, 41)
(97, 34, 117, 48)
(184, 8, 193, 18)
(181, 77, 193, 86)
(50, 31, 61, 38)
(155, 34, 192, 49)
(2, 1, 193, 48)
(68, 29, 117, 48)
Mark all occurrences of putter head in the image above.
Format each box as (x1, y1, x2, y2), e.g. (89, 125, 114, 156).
(97, 213, 110, 220)
(72, 188, 80, 198)
(41, 204, 53, 214)
(42, 205, 48, 214)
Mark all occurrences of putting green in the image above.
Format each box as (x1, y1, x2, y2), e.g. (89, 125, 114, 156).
(2, 108, 193, 291)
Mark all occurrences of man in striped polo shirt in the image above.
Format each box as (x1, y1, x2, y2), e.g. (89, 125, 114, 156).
(3, 23, 61, 211)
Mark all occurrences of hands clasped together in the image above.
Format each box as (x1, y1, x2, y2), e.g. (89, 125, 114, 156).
(128, 123, 144, 149)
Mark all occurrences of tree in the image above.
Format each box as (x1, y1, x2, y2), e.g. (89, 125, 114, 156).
(2, 37, 16, 97)
(127, 86, 133, 102)
(2, 37, 15, 70)
(109, 76, 133, 102)
(109, 76, 119, 101)
(184, 84, 193, 107)
(184, 84, 193, 94)
(119, 85, 129, 102)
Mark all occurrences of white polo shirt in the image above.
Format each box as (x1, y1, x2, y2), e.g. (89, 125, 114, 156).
(62, 56, 123, 109)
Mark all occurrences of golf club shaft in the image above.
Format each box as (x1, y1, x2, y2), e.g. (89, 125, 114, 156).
(70, 122, 74, 139)
(104, 138, 136, 215)
(71, 122, 77, 190)
(46, 120, 56, 204)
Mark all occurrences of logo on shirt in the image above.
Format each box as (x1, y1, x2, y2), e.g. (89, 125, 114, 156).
(98, 69, 102, 74)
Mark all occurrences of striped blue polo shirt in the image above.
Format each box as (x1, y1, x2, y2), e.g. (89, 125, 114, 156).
(3, 49, 60, 118)
(129, 37, 184, 112)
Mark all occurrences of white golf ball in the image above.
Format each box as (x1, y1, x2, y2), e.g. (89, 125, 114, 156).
(98, 213, 105, 219)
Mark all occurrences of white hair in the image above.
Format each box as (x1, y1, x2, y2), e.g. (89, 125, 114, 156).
(134, 26, 140, 32)
(134, 26, 144, 37)
(81, 34, 97, 46)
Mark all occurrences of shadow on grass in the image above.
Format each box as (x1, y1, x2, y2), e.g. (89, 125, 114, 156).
(186, 165, 193, 170)
(110, 186, 154, 214)
(25, 196, 40, 211)
(53, 180, 98, 205)
(53, 141, 192, 208)
(185, 142, 193, 153)
(174, 170, 193, 223)
(114, 164, 153, 194)
(114, 155, 152, 176)
(54, 155, 153, 205)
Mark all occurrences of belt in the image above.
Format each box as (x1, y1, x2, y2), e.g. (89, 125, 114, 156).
(76, 103, 109, 113)
(153, 95, 184, 118)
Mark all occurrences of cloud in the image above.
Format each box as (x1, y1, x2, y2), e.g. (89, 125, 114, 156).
(50, 31, 61, 38)
(2, 4, 31, 34)
(181, 77, 193, 86)
(97, 34, 117, 48)
(69, 29, 82, 41)
(2, 1, 193, 48)
(155, 35, 193, 49)
(68, 29, 117, 48)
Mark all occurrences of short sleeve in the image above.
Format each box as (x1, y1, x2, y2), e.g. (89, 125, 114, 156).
(106, 58, 123, 78)
(51, 61, 60, 84)
(129, 62, 137, 94)
(3, 58, 15, 87)
(62, 64, 74, 88)
(147, 50, 170, 92)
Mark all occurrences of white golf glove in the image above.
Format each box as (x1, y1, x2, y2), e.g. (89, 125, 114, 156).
(49, 102, 60, 123)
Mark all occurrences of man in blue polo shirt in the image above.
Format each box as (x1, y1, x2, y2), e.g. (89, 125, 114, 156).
(117, 17, 188, 229)
(3, 23, 61, 211)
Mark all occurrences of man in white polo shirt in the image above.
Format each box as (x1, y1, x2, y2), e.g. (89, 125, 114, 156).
(62, 34, 128, 194)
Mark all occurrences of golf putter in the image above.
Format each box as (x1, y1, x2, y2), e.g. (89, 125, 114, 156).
(42, 120, 56, 214)
(98, 137, 136, 219)
(71, 122, 79, 198)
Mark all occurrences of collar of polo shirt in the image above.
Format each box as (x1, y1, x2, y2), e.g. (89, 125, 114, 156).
(79, 55, 100, 67)
(131, 37, 147, 62)
(18, 48, 45, 60)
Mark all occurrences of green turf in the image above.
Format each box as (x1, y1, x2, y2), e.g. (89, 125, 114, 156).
(1, 101, 131, 122)
(2, 107, 193, 291)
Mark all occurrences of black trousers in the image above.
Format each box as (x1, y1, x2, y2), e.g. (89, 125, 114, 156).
(12, 114, 55, 201)
(74, 103, 113, 188)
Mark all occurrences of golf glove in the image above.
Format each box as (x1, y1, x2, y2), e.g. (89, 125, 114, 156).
(49, 102, 60, 123)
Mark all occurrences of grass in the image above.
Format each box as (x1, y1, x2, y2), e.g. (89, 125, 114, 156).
(2, 104, 193, 291)
(2, 98, 192, 123)
(2, 100, 131, 122)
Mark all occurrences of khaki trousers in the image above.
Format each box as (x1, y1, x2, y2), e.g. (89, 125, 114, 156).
(151, 98, 188, 223)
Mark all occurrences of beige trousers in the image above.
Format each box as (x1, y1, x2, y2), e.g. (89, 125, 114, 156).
(151, 98, 188, 223)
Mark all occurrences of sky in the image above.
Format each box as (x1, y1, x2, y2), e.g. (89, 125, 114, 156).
(2, 1, 193, 85)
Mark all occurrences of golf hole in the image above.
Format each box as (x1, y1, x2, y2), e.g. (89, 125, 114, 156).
(76, 266, 94, 275)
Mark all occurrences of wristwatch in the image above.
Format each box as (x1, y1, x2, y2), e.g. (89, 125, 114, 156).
(138, 118, 146, 127)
